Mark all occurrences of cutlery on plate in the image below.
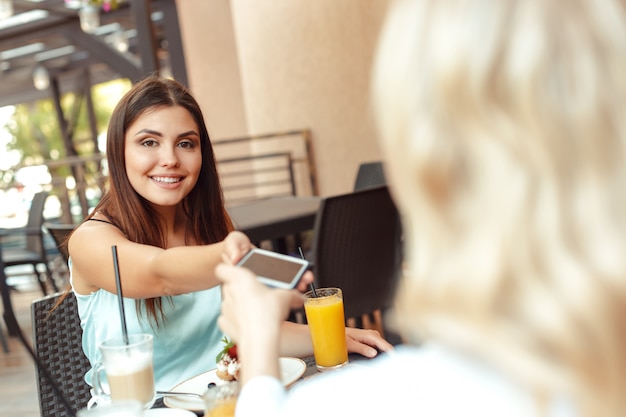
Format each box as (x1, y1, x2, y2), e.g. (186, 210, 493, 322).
(157, 390, 204, 400)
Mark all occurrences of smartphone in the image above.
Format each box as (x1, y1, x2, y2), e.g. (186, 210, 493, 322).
(236, 248, 310, 289)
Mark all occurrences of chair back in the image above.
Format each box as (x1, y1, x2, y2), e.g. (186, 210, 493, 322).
(25, 191, 49, 254)
(43, 223, 75, 263)
(31, 292, 91, 417)
(353, 161, 386, 191)
(311, 186, 403, 328)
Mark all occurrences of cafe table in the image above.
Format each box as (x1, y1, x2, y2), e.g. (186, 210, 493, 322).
(156, 353, 368, 415)
(226, 196, 321, 252)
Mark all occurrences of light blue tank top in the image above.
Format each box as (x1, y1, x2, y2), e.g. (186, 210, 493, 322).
(69, 258, 225, 392)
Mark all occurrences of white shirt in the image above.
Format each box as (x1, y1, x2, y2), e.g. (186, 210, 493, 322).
(237, 344, 577, 417)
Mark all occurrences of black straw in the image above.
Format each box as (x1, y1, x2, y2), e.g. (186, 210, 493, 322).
(112, 245, 129, 345)
(298, 247, 317, 297)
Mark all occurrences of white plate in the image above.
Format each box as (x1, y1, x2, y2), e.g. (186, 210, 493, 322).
(163, 357, 307, 411)
(145, 409, 197, 417)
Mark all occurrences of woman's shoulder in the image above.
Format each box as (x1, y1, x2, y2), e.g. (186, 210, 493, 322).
(71, 215, 122, 243)
(68, 215, 129, 292)
(81, 213, 119, 228)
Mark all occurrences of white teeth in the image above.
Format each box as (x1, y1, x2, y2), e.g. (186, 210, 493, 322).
(152, 176, 181, 184)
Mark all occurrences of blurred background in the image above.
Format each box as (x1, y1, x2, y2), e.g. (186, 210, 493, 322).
(0, 4, 394, 414)
(0, 0, 391, 228)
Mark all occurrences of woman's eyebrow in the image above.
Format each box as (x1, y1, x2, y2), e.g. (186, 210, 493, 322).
(135, 128, 162, 137)
(178, 130, 200, 138)
(133, 129, 199, 138)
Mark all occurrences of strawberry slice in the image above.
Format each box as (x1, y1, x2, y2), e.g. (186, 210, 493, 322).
(227, 344, 238, 359)
(216, 337, 237, 363)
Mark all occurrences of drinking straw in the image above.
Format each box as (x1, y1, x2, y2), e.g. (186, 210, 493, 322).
(112, 245, 129, 345)
(298, 247, 317, 297)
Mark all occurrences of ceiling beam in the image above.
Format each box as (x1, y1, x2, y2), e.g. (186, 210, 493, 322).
(61, 24, 141, 81)
(0, 0, 187, 107)
(0, 13, 73, 45)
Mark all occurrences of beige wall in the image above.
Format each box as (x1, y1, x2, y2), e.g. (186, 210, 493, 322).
(176, 0, 391, 196)
(176, 0, 247, 139)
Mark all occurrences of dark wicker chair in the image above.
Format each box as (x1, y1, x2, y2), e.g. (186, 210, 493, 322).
(310, 186, 404, 344)
(43, 223, 76, 264)
(353, 161, 387, 191)
(31, 292, 91, 417)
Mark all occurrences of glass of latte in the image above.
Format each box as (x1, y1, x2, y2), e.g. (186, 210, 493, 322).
(92, 333, 155, 408)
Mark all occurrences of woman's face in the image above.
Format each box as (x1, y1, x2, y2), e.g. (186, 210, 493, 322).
(124, 105, 202, 208)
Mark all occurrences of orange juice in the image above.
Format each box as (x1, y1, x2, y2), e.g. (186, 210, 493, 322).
(304, 288, 349, 370)
(203, 382, 239, 417)
(206, 400, 236, 417)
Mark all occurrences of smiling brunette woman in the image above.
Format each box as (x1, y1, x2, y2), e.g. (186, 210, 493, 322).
(67, 76, 391, 406)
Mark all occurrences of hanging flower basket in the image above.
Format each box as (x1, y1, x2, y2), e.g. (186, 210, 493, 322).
(66, 0, 121, 12)
(70, 0, 121, 33)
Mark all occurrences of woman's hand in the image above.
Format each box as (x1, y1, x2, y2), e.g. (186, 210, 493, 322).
(216, 263, 304, 338)
(216, 262, 305, 384)
(345, 327, 394, 358)
(221, 231, 255, 265)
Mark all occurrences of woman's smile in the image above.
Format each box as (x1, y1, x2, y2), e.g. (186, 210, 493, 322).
(150, 175, 185, 185)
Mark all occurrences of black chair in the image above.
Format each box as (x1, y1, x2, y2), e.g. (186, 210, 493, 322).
(1, 191, 58, 295)
(0, 320, 7, 353)
(0, 248, 19, 340)
(43, 223, 76, 264)
(353, 161, 387, 191)
(0, 255, 9, 352)
(309, 186, 403, 344)
(32, 292, 92, 417)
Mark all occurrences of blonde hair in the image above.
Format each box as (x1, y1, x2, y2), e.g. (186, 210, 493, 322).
(373, 0, 626, 415)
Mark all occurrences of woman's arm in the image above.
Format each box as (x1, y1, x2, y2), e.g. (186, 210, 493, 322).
(69, 224, 252, 298)
(277, 322, 392, 359)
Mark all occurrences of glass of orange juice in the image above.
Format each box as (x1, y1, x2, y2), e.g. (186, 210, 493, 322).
(304, 287, 349, 371)
(203, 382, 240, 417)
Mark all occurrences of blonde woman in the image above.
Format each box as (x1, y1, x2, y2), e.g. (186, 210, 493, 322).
(216, 0, 626, 416)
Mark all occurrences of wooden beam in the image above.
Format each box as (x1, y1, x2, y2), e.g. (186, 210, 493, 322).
(158, 0, 188, 86)
(131, 0, 160, 78)
(62, 24, 141, 81)
(50, 76, 76, 157)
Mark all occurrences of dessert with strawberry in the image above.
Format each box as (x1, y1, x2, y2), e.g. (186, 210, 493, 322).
(216, 337, 240, 381)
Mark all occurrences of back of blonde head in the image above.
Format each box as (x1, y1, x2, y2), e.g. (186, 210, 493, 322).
(373, 0, 626, 415)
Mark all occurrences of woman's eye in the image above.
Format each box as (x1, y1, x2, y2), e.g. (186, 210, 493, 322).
(141, 139, 158, 147)
(178, 140, 197, 149)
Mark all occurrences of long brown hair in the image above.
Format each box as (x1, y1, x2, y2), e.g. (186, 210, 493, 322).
(88, 75, 233, 324)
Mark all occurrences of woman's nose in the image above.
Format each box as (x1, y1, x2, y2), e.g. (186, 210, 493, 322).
(159, 147, 180, 167)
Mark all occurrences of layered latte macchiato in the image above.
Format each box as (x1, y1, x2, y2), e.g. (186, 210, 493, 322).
(93, 334, 155, 408)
